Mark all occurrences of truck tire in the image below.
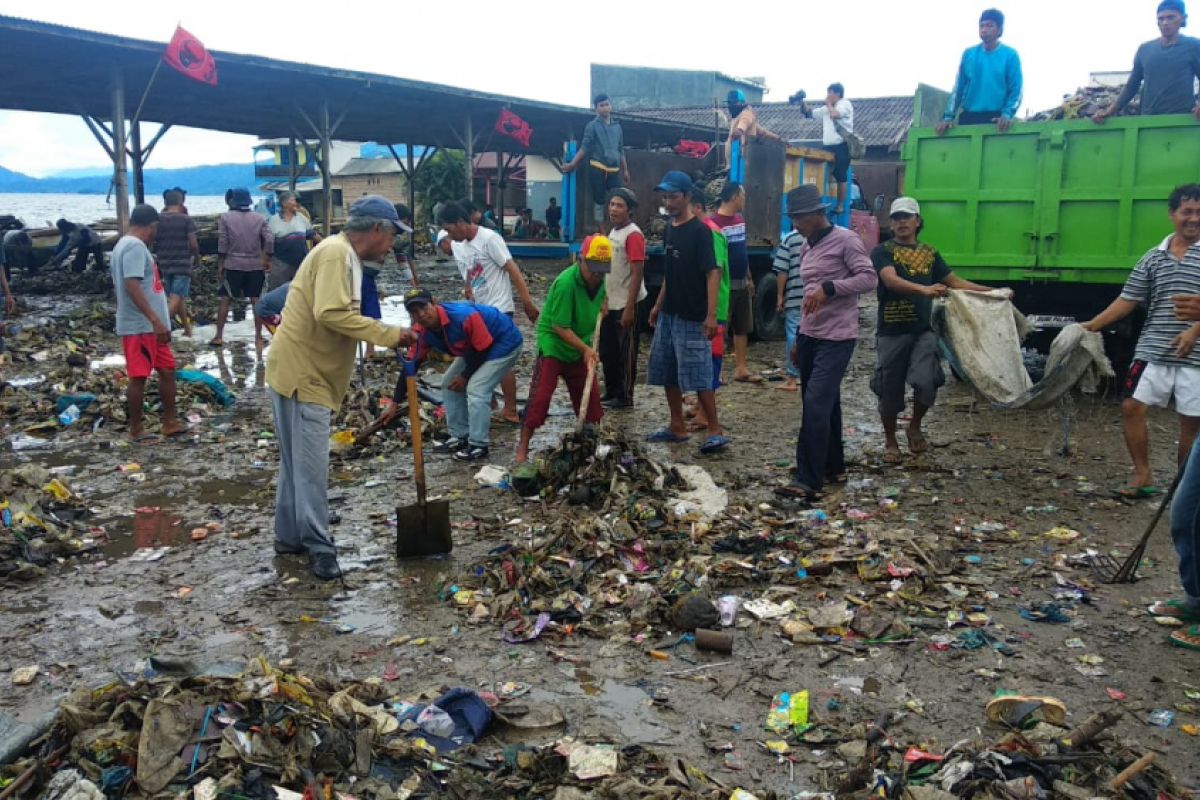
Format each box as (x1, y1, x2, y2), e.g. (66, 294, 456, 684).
(754, 274, 785, 341)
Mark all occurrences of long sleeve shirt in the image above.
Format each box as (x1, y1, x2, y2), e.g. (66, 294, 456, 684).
(943, 42, 1023, 121)
(218, 210, 273, 271)
(265, 234, 402, 410)
(798, 226, 876, 341)
(1113, 36, 1200, 115)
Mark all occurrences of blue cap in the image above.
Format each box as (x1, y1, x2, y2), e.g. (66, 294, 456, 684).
(229, 187, 252, 209)
(348, 194, 406, 229)
(655, 170, 694, 194)
(727, 89, 746, 104)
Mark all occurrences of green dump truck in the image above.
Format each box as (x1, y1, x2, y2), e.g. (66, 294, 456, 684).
(903, 93, 1200, 323)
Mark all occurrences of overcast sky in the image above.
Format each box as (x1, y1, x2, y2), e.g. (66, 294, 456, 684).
(0, 0, 1163, 177)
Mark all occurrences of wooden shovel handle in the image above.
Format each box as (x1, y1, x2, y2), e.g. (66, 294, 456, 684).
(577, 307, 606, 429)
(406, 375, 426, 506)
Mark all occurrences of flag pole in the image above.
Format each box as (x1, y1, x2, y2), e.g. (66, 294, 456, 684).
(130, 58, 163, 130)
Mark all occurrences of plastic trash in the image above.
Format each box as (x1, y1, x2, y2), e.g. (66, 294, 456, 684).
(1147, 709, 1175, 727)
(766, 690, 809, 734)
(55, 393, 97, 414)
(718, 595, 740, 627)
(416, 705, 455, 737)
(58, 404, 81, 425)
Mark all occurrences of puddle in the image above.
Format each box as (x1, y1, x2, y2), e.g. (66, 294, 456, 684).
(562, 677, 675, 743)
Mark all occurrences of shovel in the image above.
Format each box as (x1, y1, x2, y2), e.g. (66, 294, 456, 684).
(396, 357, 452, 558)
(577, 307, 605, 430)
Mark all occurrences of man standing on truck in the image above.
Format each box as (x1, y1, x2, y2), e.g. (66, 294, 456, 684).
(645, 171, 730, 454)
(811, 84, 855, 216)
(563, 94, 630, 218)
(711, 182, 759, 383)
(936, 8, 1023, 135)
(870, 197, 996, 463)
(1082, 184, 1200, 498)
(725, 90, 784, 168)
(1093, 0, 1200, 123)
(775, 185, 876, 501)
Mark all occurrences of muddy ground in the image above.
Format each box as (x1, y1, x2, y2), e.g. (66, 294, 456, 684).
(1, 257, 1198, 796)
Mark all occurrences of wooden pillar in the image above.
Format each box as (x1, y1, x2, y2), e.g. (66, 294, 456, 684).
(320, 101, 333, 237)
(464, 116, 474, 201)
(131, 121, 145, 205)
(288, 135, 298, 191)
(111, 71, 130, 231)
(406, 144, 417, 260)
(495, 148, 504, 234)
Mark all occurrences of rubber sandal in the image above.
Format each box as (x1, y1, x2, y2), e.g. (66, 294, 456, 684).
(699, 434, 731, 454)
(645, 428, 689, 444)
(208, 338, 224, 347)
(984, 695, 1067, 728)
(129, 433, 163, 445)
(774, 483, 816, 499)
(882, 450, 903, 464)
(163, 425, 193, 439)
(775, 383, 799, 392)
(491, 414, 521, 426)
(1169, 625, 1200, 651)
(1117, 485, 1161, 498)
(733, 374, 763, 384)
(1148, 600, 1200, 622)
(906, 429, 929, 454)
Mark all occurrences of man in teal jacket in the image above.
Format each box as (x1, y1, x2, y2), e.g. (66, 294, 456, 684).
(937, 8, 1023, 134)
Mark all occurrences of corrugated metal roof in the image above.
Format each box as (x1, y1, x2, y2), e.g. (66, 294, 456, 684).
(334, 158, 403, 177)
(625, 96, 914, 148)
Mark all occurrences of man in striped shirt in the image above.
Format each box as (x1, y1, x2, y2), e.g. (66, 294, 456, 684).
(1083, 184, 1200, 497)
(772, 226, 806, 391)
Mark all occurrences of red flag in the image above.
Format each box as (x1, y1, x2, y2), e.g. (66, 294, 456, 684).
(495, 109, 533, 149)
(163, 26, 218, 86)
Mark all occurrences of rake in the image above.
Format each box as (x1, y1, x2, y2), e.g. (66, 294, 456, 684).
(1100, 467, 1184, 583)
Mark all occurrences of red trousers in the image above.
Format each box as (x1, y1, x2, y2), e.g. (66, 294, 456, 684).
(522, 355, 603, 430)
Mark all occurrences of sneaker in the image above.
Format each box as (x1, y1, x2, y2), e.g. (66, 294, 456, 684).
(310, 552, 343, 581)
(602, 397, 633, 409)
(432, 436, 467, 454)
(453, 444, 490, 462)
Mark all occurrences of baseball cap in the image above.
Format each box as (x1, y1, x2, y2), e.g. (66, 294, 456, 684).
(580, 234, 613, 273)
(130, 204, 160, 226)
(655, 170, 694, 194)
(889, 197, 921, 217)
(403, 288, 434, 310)
(349, 194, 406, 230)
(726, 89, 747, 104)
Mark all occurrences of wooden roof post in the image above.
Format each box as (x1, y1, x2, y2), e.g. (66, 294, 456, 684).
(111, 70, 130, 232)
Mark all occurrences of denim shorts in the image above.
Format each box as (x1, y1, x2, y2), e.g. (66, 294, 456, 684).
(646, 313, 713, 393)
(163, 274, 191, 298)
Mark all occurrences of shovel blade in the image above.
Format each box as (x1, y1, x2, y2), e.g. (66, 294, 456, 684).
(396, 500, 453, 558)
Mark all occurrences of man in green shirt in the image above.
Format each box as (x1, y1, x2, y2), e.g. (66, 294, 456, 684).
(515, 234, 610, 463)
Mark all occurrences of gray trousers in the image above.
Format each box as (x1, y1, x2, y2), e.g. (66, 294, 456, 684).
(269, 387, 335, 555)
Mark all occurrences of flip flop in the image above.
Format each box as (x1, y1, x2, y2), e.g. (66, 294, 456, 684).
(208, 338, 224, 347)
(882, 449, 903, 464)
(699, 434, 731, 454)
(646, 429, 690, 444)
(162, 426, 193, 439)
(1148, 600, 1200, 622)
(491, 414, 522, 426)
(775, 384, 799, 392)
(774, 482, 816, 499)
(984, 695, 1067, 728)
(1169, 625, 1200, 651)
(1117, 485, 1161, 498)
(733, 374, 763, 384)
(129, 433, 163, 445)
(906, 429, 929, 454)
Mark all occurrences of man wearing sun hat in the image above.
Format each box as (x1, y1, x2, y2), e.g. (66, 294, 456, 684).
(514, 235, 611, 463)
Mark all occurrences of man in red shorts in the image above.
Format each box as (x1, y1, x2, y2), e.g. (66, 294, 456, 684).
(110, 204, 186, 443)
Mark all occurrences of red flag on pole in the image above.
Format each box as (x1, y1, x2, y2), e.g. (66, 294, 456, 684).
(163, 26, 218, 86)
(495, 109, 533, 149)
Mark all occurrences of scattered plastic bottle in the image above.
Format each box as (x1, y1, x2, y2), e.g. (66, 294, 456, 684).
(57, 404, 80, 426)
(718, 595, 740, 627)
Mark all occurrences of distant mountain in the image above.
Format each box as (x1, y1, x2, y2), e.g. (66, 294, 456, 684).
(0, 163, 257, 195)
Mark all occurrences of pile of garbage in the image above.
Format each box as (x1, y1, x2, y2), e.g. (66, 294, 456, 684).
(1032, 85, 1138, 121)
(0, 465, 96, 581)
(3, 656, 770, 799)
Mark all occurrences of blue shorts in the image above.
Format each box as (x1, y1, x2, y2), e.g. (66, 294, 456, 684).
(647, 313, 713, 393)
(163, 274, 191, 298)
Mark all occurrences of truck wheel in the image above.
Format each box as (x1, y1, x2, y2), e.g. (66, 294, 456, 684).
(754, 274, 785, 341)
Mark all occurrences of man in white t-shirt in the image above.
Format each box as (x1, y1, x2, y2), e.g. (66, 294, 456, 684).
(811, 82, 855, 215)
(599, 187, 647, 408)
(439, 201, 540, 424)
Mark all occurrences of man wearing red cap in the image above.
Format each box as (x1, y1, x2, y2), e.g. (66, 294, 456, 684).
(515, 235, 609, 463)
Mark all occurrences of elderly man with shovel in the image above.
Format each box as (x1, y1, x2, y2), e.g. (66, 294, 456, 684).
(265, 196, 410, 581)
(515, 235, 610, 464)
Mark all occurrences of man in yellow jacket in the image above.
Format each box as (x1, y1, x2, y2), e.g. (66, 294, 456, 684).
(265, 195, 408, 580)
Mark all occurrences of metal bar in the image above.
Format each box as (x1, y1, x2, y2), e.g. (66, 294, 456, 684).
(464, 116, 474, 201)
(495, 147, 504, 233)
(320, 100, 333, 237)
(406, 143, 417, 263)
(131, 121, 145, 204)
(140, 123, 173, 162)
(288, 135, 298, 191)
(111, 71, 130, 231)
(80, 116, 115, 160)
(386, 144, 410, 179)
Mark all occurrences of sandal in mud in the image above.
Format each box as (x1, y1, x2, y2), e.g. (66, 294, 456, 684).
(1148, 600, 1200, 622)
(984, 694, 1067, 728)
(1169, 625, 1200, 651)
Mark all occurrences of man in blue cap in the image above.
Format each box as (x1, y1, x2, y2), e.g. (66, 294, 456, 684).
(1094, 0, 1200, 122)
(725, 89, 783, 167)
(214, 187, 272, 348)
(645, 171, 730, 454)
(265, 195, 410, 581)
(937, 8, 1023, 134)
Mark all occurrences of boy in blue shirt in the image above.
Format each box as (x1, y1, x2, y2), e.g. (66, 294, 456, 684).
(937, 8, 1023, 134)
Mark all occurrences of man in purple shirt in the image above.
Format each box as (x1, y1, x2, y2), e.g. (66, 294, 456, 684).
(214, 187, 273, 349)
(777, 185, 877, 500)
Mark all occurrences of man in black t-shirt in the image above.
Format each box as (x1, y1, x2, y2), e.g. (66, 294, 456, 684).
(645, 171, 730, 454)
(870, 197, 994, 461)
